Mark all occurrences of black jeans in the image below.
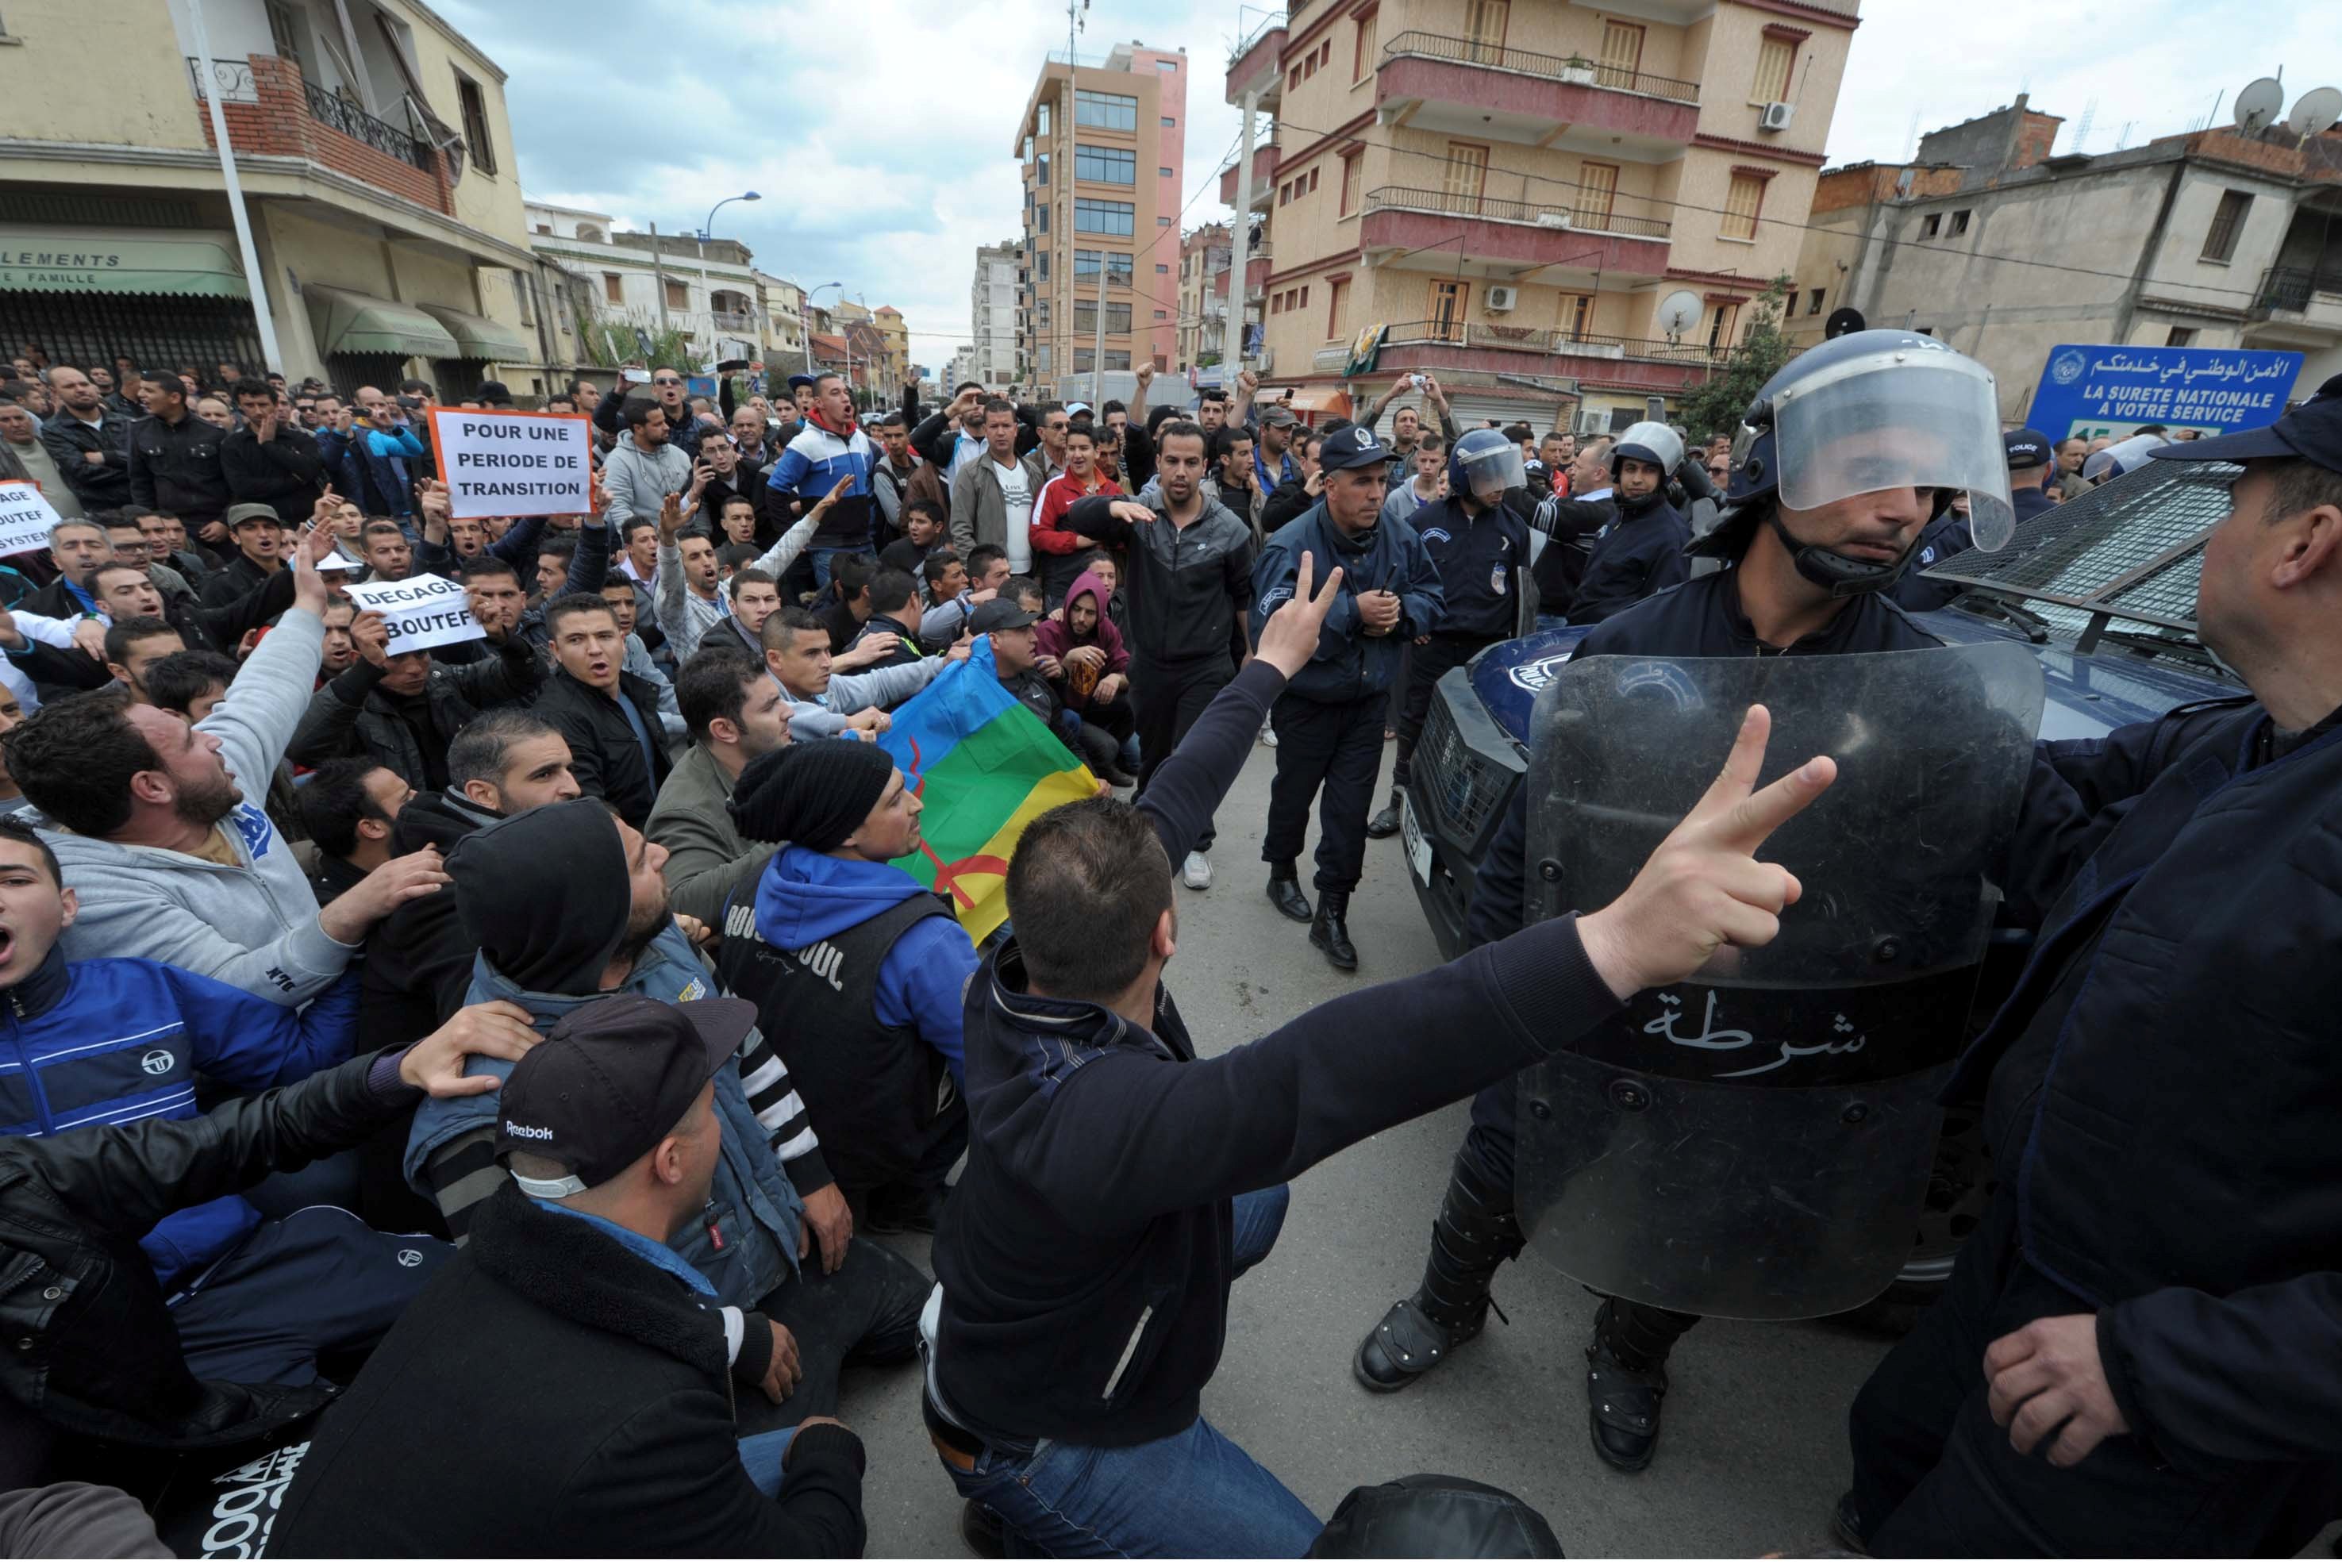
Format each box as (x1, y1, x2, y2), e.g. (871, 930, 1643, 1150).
(1848, 1190, 2340, 1555)
(1263, 690, 1386, 894)
(1135, 653, 1234, 851)
(1394, 635, 1490, 791)
(740, 1236, 930, 1434)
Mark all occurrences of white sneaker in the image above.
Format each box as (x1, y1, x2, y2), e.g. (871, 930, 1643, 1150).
(1182, 850, 1213, 890)
(1259, 721, 1278, 748)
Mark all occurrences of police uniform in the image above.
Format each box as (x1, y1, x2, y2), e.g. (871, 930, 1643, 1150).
(1566, 429, 1694, 625)
(1895, 428, 2054, 613)
(1249, 425, 1444, 969)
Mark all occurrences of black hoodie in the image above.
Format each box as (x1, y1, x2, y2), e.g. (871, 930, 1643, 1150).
(358, 790, 509, 1052)
(446, 798, 633, 996)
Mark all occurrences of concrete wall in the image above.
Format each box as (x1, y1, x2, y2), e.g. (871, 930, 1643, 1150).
(2, 0, 213, 152)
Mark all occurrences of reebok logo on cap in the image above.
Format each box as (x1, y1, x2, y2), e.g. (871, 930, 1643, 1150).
(504, 1121, 556, 1141)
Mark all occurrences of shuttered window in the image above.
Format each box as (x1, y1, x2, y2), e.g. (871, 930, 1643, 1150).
(1752, 37, 1794, 104)
(1721, 173, 1766, 240)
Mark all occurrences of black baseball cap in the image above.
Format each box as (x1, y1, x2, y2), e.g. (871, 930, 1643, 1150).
(2151, 374, 2342, 472)
(2002, 427, 2051, 468)
(473, 379, 513, 407)
(969, 599, 1039, 635)
(1259, 405, 1298, 428)
(1317, 424, 1390, 473)
(495, 993, 756, 1196)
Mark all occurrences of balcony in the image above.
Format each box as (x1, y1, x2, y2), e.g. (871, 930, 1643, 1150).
(2250, 263, 2342, 334)
(1359, 186, 1670, 285)
(1220, 144, 1280, 212)
(185, 52, 452, 215)
(1376, 32, 1700, 158)
(711, 309, 758, 332)
(1226, 13, 1286, 108)
(1373, 319, 1726, 390)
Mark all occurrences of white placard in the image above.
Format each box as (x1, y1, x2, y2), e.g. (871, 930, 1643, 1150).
(426, 406, 594, 520)
(0, 480, 64, 558)
(342, 573, 486, 655)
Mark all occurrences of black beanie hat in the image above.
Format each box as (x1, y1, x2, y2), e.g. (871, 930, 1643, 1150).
(729, 739, 898, 851)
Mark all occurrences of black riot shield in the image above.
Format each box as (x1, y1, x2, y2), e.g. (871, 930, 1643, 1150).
(1514, 644, 2043, 1320)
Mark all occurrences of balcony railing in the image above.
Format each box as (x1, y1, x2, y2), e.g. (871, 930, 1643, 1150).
(1364, 186, 1672, 240)
(302, 81, 436, 171)
(2255, 263, 2342, 313)
(1380, 30, 1700, 105)
(1381, 319, 1726, 365)
(711, 309, 757, 332)
(186, 56, 258, 104)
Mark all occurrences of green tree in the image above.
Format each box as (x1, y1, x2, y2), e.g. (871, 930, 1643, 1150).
(578, 313, 695, 375)
(1678, 274, 1795, 440)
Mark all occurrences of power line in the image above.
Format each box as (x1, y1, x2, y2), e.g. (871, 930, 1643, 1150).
(1260, 112, 2282, 303)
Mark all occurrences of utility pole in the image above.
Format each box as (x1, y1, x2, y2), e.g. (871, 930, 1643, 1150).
(649, 220, 670, 337)
(186, 0, 282, 372)
(1093, 254, 1108, 405)
(1223, 90, 1258, 376)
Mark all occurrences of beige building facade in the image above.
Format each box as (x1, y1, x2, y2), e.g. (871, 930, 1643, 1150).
(1227, 0, 1858, 430)
(0, 0, 552, 396)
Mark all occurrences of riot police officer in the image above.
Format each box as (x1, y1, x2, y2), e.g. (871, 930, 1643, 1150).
(1367, 429, 1531, 842)
(1352, 331, 2025, 1473)
(1251, 425, 1444, 970)
(1566, 422, 1693, 624)
(1894, 426, 2056, 613)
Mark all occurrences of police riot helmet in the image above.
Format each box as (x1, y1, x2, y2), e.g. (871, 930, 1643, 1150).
(1447, 427, 1526, 505)
(1609, 421, 1684, 482)
(1696, 330, 2013, 597)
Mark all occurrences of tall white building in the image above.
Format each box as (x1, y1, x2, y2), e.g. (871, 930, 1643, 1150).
(525, 198, 762, 365)
(971, 240, 1021, 386)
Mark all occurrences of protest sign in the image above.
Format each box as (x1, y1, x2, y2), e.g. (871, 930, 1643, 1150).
(0, 480, 63, 558)
(426, 406, 594, 520)
(342, 573, 486, 655)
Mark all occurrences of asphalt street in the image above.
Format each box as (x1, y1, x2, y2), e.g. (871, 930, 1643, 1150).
(833, 736, 2342, 1558)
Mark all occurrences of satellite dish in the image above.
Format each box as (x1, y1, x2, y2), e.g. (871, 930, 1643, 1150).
(2233, 76, 2284, 134)
(1656, 290, 1703, 339)
(2286, 85, 2342, 137)
(1824, 306, 1867, 340)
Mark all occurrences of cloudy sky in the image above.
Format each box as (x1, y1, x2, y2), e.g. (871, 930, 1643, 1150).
(433, 0, 2329, 371)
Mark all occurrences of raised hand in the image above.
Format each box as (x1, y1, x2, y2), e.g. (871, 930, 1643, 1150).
(1574, 705, 1835, 1001)
(1254, 550, 1344, 678)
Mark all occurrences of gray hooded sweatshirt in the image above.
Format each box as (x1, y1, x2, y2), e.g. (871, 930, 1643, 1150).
(38, 606, 356, 1004)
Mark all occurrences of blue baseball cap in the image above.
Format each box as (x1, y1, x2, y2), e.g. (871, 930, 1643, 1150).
(2150, 374, 2342, 472)
(2002, 427, 2051, 468)
(1317, 424, 1390, 474)
(786, 374, 818, 392)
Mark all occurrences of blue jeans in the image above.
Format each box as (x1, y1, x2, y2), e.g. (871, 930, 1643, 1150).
(936, 1187, 1312, 1556)
(737, 1426, 798, 1497)
(809, 546, 852, 593)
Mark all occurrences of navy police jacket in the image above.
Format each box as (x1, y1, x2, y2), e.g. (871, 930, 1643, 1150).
(1413, 494, 1529, 640)
(1249, 500, 1444, 704)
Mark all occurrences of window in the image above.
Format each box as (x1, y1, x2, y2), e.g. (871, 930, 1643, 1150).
(1354, 8, 1378, 79)
(1921, 212, 1941, 237)
(1074, 250, 1133, 282)
(1154, 309, 1168, 320)
(1462, 0, 1508, 64)
(2167, 326, 2198, 347)
(663, 279, 687, 309)
(1075, 348, 1094, 373)
(602, 272, 624, 305)
(1329, 278, 1351, 337)
(1720, 172, 1766, 240)
(1561, 293, 1593, 339)
(1575, 161, 1618, 229)
(1160, 167, 1175, 178)
(1806, 286, 1825, 315)
(1429, 279, 1468, 340)
(1037, 347, 1052, 372)
(575, 224, 605, 242)
(2202, 189, 2252, 262)
(1708, 302, 1739, 348)
(1076, 144, 1136, 183)
(1156, 58, 1178, 71)
(1443, 143, 1490, 206)
(1598, 21, 1644, 90)
(1038, 250, 1049, 280)
(1075, 90, 1138, 130)
(1037, 153, 1049, 186)
(1309, 167, 1321, 194)
(533, 222, 552, 236)
(1162, 116, 1176, 127)
(1075, 301, 1134, 334)
(1341, 151, 1362, 214)
(455, 70, 497, 175)
(1949, 209, 1971, 235)
(1280, 182, 1293, 204)
(1300, 285, 1310, 307)
(1289, 67, 1302, 90)
(1156, 263, 1171, 274)
(1158, 215, 1173, 225)
(1036, 205, 1048, 233)
(1303, 52, 1317, 80)
(1106, 350, 1132, 371)
(1023, 136, 1033, 162)
(1037, 102, 1051, 136)
(1751, 36, 1794, 103)
(1075, 198, 1136, 235)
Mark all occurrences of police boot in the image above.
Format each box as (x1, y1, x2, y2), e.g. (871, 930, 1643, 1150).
(1366, 790, 1403, 839)
(1309, 888, 1358, 970)
(1266, 860, 1313, 923)
(1583, 1297, 1698, 1473)
(1355, 1159, 1524, 1393)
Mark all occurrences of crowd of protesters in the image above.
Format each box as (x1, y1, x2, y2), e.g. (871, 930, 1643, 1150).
(0, 331, 2332, 1562)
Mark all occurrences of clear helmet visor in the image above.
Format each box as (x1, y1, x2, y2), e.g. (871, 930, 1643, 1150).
(1771, 348, 2017, 551)
(1459, 442, 1526, 499)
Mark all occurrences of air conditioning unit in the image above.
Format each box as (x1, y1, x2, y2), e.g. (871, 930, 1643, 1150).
(1253, 347, 1275, 373)
(1573, 409, 1609, 436)
(1760, 100, 1794, 133)
(1485, 285, 1519, 313)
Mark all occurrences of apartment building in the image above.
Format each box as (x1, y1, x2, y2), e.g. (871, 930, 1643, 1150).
(1227, 0, 1857, 431)
(1014, 41, 1188, 399)
(526, 201, 763, 370)
(1176, 222, 1232, 370)
(970, 240, 1021, 386)
(1787, 94, 2342, 412)
(0, 0, 548, 394)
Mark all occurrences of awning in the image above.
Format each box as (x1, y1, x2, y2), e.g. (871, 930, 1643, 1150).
(1284, 386, 1352, 419)
(304, 284, 460, 358)
(416, 304, 534, 363)
(0, 229, 247, 298)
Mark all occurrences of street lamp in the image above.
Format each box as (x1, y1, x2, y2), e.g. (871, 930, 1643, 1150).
(694, 192, 760, 357)
(700, 191, 760, 241)
(805, 281, 844, 376)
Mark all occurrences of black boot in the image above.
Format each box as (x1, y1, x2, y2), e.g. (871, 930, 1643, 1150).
(1356, 1159, 1523, 1392)
(1366, 789, 1403, 839)
(1583, 1296, 1699, 1473)
(1309, 887, 1358, 970)
(1265, 860, 1313, 922)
